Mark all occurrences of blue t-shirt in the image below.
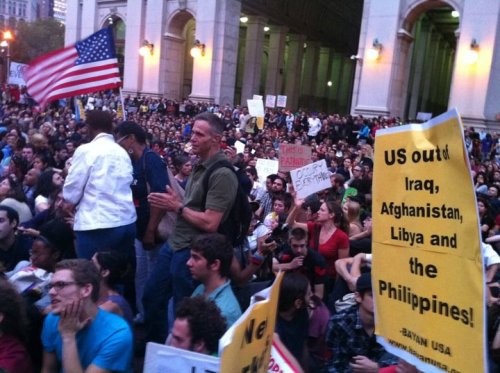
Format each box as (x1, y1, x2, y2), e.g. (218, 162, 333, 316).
(42, 308, 133, 372)
(192, 280, 242, 328)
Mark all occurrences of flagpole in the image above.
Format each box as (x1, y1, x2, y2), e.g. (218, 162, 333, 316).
(119, 87, 127, 121)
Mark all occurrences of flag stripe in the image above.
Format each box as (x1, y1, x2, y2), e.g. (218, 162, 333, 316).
(46, 79, 121, 102)
(25, 47, 77, 78)
(31, 60, 120, 99)
(26, 28, 121, 107)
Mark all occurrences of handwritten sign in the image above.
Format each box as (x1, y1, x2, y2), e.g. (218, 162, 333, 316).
(143, 343, 219, 372)
(219, 272, 284, 373)
(248, 99, 265, 118)
(234, 140, 246, 154)
(276, 95, 287, 108)
(290, 159, 331, 199)
(256, 158, 279, 184)
(253, 94, 263, 100)
(265, 95, 276, 108)
(279, 144, 311, 172)
(372, 108, 485, 373)
(8, 61, 27, 86)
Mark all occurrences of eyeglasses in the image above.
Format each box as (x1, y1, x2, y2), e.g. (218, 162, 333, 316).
(116, 135, 129, 145)
(47, 281, 78, 292)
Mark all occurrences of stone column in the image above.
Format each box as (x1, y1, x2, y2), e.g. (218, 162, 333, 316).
(315, 47, 333, 105)
(240, 16, 267, 105)
(265, 26, 288, 96)
(64, 0, 81, 44)
(284, 34, 305, 110)
(141, 0, 166, 96)
(407, 20, 431, 120)
(81, 0, 97, 38)
(450, 0, 500, 126)
(122, 1, 146, 95)
(301, 41, 321, 100)
(189, 0, 241, 105)
(420, 33, 440, 114)
(352, 0, 402, 117)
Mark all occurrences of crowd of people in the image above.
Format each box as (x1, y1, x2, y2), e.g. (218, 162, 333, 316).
(0, 90, 498, 372)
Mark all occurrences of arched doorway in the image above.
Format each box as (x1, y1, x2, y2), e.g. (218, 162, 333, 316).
(163, 11, 195, 100)
(104, 15, 126, 78)
(394, 1, 460, 121)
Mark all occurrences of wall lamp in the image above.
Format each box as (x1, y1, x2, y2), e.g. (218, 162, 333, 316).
(139, 40, 154, 56)
(366, 38, 383, 61)
(190, 39, 205, 58)
(464, 38, 479, 65)
(350, 54, 362, 61)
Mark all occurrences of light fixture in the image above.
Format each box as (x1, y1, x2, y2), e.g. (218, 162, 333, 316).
(366, 38, 383, 61)
(263, 26, 270, 32)
(464, 38, 479, 65)
(350, 54, 362, 61)
(3, 30, 12, 41)
(327, 81, 333, 87)
(190, 39, 205, 58)
(139, 40, 154, 56)
(451, 10, 459, 18)
(240, 16, 248, 23)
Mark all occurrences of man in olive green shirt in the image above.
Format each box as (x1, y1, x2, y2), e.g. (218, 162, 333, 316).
(145, 112, 238, 343)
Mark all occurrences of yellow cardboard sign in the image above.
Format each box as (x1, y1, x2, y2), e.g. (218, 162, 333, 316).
(219, 272, 284, 373)
(372, 109, 485, 372)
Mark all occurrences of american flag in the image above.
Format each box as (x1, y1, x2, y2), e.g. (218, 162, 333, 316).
(25, 27, 121, 107)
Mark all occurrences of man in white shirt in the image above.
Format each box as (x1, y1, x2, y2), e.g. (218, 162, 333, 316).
(307, 113, 322, 143)
(63, 110, 137, 260)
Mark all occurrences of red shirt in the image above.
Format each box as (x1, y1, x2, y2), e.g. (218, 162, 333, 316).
(308, 221, 349, 278)
(0, 334, 33, 373)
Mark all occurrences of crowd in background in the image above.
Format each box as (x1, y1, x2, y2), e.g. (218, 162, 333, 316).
(0, 89, 499, 372)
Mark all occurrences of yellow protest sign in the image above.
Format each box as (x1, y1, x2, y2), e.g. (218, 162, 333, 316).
(219, 272, 284, 373)
(372, 109, 485, 372)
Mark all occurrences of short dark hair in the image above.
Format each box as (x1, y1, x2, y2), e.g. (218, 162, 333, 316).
(191, 233, 233, 278)
(55, 259, 100, 302)
(288, 227, 308, 242)
(175, 295, 227, 355)
(193, 112, 224, 135)
(115, 121, 147, 144)
(0, 205, 19, 227)
(86, 110, 113, 133)
(278, 272, 309, 312)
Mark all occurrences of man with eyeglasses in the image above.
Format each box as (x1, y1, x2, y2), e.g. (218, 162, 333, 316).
(41, 259, 133, 373)
(273, 227, 326, 300)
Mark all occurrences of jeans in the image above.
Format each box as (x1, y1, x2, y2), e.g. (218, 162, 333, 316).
(75, 223, 136, 260)
(134, 239, 160, 318)
(142, 242, 194, 343)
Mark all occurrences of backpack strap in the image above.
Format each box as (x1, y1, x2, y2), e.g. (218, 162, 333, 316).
(200, 159, 235, 210)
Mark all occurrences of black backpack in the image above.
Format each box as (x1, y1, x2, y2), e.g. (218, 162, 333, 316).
(201, 160, 252, 247)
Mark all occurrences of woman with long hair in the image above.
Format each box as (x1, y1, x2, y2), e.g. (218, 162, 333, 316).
(343, 198, 363, 237)
(92, 251, 134, 326)
(33, 169, 64, 213)
(286, 195, 349, 290)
